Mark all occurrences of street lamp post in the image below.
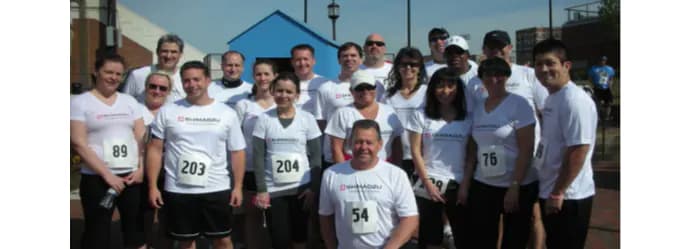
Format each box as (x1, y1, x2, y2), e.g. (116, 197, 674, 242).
(328, 0, 340, 40)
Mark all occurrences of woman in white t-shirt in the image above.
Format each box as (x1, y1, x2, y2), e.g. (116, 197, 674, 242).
(234, 59, 277, 249)
(325, 70, 403, 166)
(70, 54, 146, 249)
(383, 47, 428, 179)
(252, 72, 322, 249)
(407, 67, 472, 249)
(466, 57, 539, 249)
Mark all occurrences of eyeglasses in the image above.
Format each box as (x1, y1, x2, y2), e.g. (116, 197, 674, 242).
(353, 85, 377, 92)
(399, 62, 421, 68)
(365, 40, 386, 47)
(147, 84, 169, 92)
(429, 35, 449, 42)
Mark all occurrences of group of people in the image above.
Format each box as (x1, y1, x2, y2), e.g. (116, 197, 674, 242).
(70, 27, 598, 249)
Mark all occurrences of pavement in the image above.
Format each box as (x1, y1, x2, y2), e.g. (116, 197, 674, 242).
(70, 161, 620, 249)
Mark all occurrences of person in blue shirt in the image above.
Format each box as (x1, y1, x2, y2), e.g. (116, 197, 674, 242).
(587, 56, 615, 120)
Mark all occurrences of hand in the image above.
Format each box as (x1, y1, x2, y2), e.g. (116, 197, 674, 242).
(103, 173, 126, 193)
(148, 187, 164, 209)
(254, 192, 271, 209)
(503, 185, 520, 213)
(423, 179, 446, 203)
(545, 196, 564, 215)
(229, 188, 243, 207)
(456, 179, 470, 206)
(298, 189, 314, 211)
(124, 168, 144, 185)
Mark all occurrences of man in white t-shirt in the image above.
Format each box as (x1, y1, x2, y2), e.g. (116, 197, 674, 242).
(207, 50, 253, 107)
(444, 35, 479, 87)
(146, 61, 246, 249)
(532, 39, 597, 249)
(359, 33, 393, 95)
(124, 34, 186, 103)
(291, 44, 330, 115)
(319, 119, 418, 249)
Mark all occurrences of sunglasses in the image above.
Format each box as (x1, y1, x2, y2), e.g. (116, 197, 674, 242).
(354, 85, 377, 92)
(399, 62, 421, 68)
(147, 84, 169, 92)
(365, 40, 386, 47)
(429, 35, 449, 42)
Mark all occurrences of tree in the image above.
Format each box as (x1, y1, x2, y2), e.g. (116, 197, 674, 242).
(599, 0, 620, 34)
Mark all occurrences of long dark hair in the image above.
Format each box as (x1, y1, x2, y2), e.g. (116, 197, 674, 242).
(424, 67, 467, 120)
(249, 59, 278, 98)
(386, 47, 427, 98)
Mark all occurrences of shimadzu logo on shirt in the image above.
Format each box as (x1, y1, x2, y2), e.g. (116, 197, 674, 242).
(267, 137, 299, 145)
(430, 133, 465, 141)
(96, 113, 129, 120)
(335, 93, 352, 99)
(176, 116, 221, 125)
(339, 183, 383, 192)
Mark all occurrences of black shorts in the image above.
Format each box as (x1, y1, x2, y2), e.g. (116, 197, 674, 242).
(593, 88, 613, 104)
(243, 171, 257, 192)
(163, 190, 233, 241)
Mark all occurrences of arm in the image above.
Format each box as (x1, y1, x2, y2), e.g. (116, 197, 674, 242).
(504, 124, 535, 213)
(458, 136, 477, 205)
(390, 136, 403, 166)
(125, 118, 146, 185)
(320, 215, 338, 249)
(229, 149, 246, 207)
(545, 144, 590, 214)
(70, 120, 125, 192)
(331, 135, 346, 163)
(146, 137, 165, 208)
(383, 215, 419, 249)
(300, 136, 322, 210)
(253, 136, 271, 208)
(409, 131, 444, 203)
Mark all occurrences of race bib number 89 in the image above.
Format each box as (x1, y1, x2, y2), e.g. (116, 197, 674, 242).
(346, 201, 378, 234)
(176, 154, 210, 187)
(103, 139, 137, 169)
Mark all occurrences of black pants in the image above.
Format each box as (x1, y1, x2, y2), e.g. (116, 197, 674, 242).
(416, 182, 470, 249)
(539, 196, 593, 249)
(467, 180, 538, 249)
(80, 173, 145, 248)
(267, 194, 309, 248)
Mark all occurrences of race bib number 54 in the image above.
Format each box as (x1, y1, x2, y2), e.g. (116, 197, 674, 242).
(346, 201, 378, 234)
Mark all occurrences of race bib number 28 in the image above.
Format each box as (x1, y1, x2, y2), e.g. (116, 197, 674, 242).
(413, 173, 450, 199)
(346, 201, 378, 234)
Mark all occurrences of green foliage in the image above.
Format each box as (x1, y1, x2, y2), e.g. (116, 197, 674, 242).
(599, 0, 620, 33)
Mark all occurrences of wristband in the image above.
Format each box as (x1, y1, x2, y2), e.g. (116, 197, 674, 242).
(510, 180, 520, 187)
(549, 193, 564, 200)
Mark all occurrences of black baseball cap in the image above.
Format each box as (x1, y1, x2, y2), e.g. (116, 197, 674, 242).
(483, 30, 511, 48)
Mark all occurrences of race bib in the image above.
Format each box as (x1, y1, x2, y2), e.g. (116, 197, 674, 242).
(271, 153, 303, 184)
(412, 173, 450, 199)
(176, 154, 211, 187)
(532, 142, 547, 170)
(478, 145, 506, 177)
(346, 201, 378, 234)
(103, 138, 137, 169)
(598, 72, 609, 86)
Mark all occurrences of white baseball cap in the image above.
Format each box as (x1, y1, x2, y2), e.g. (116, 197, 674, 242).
(445, 35, 469, 51)
(350, 70, 376, 89)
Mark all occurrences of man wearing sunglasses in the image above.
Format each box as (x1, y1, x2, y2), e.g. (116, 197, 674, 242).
(444, 35, 478, 88)
(124, 34, 186, 103)
(207, 50, 253, 108)
(359, 33, 392, 99)
(425, 28, 479, 80)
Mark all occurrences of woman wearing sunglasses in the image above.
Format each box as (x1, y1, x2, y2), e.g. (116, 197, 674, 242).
(325, 70, 403, 166)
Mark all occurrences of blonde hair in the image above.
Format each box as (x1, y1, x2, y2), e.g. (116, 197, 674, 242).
(144, 71, 173, 92)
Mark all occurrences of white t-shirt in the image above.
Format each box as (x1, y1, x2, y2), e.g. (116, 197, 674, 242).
(151, 99, 246, 194)
(359, 62, 393, 89)
(325, 103, 403, 163)
(424, 59, 479, 83)
(208, 80, 253, 107)
(471, 93, 538, 187)
(139, 103, 155, 126)
(252, 109, 322, 193)
(465, 64, 548, 114)
(314, 79, 354, 121)
(382, 84, 427, 160)
(124, 65, 186, 103)
(234, 98, 276, 172)
(406, 110, 472, 183)
(297, 74, 330, 116)
(538, 82, 597, 200)
(70, 92, 143, 175)
(319, 160, 418, 249)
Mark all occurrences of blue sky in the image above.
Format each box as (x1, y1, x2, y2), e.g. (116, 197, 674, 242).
(120, 0, 586, 56)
